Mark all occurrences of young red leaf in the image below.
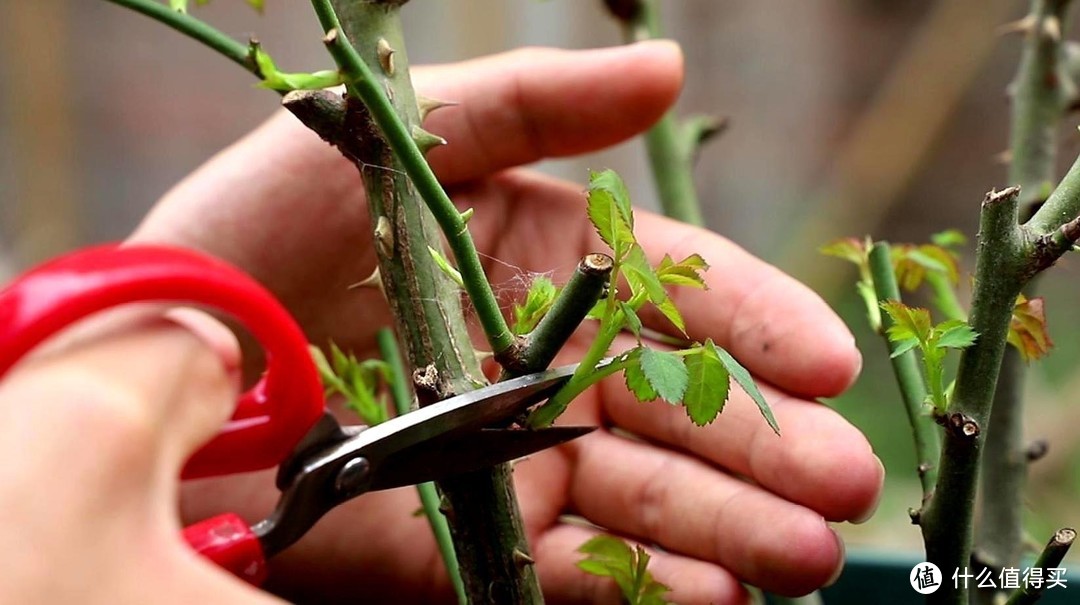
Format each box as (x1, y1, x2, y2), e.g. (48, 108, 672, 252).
(1008, 295, 1053, 362)
(819, 237, 867, 267)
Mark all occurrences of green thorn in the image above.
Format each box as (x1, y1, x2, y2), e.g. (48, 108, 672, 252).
(412, 125, 447, 154)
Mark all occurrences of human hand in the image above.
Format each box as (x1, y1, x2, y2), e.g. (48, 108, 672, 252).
(133, 41, 884, 603)
(0, 309, 284, 605)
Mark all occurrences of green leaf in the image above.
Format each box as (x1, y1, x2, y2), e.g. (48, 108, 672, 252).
(513, 276, 558, 334)
(889, 338, 919, 358)
(619, 301, 643, 339)
(657, 253, 709, 289)
(622, 247, 665, 302)
(428, 246, 465, 288)
(576, 535, 670, 605)
(936, 320, 978, 350)
(624, 353, 659, 402)
(639, 347, 689, 404)
(710, 340, 779, 434)
(590, 169, 634, 231)
(881, 301, 932, 344)
(653, 298, 687, 334)
(587, 171, 636, 260)
(819, 237, 867, 266)
(683, 345, 730, 426)
(931, 229, 967, 248)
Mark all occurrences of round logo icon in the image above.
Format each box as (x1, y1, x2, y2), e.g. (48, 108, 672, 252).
(910, 562, 942, 594)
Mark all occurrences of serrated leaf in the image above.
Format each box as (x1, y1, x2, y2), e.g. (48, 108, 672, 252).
(623, 246, 666, 303)
(513, 276, 557, 334)
(657, 253, 709, 289)
(587, 171, 636, 260)
(624, 354, 659, 402)
(683, 346, 730, 425)
(881, 301, 932, 343)
(654, 298, 687, 334)
(936, 320, 978, 349)
(1008, 295, 1053, 361)
(889, 338, 919, 358)
(578, 534, 634, 559)
(590, 169, 634, 231)
(819, 237, 867, 266)
(619, 301, 643, 339)
(639, 347, 688, 404)
(576, 535, 670, 605)
(710, 340, 779, 434)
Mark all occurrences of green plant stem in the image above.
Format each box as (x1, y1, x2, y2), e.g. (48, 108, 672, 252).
(309, 3, 541, 602)
(1004, 528, 1075, 605)
(377, 328, 466, 605)
(514, 254, 613, 374)
(868, 243, 939, 501)
(312, 0, 514, 361)
(977, 5, 1076, 601)
(921, 187, 1028, 605)
(103, 0, 258, 77)
(604, 0, 708, 226)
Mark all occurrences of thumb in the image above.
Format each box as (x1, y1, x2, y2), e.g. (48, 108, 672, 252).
(2, 307, 242, 491)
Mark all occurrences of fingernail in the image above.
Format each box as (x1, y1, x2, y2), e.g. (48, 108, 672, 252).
(825, 527, 846, 587)
(163, 308, 242, 387)
(852, 455, 886, 524)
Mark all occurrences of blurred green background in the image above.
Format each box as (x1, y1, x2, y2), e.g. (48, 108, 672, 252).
(1, 0, 1077, 567)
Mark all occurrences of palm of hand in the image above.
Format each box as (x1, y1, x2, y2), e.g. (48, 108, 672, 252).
(135, 46, 882, 604)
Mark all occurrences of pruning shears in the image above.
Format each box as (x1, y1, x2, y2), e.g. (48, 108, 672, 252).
(0, 244, 593, 586)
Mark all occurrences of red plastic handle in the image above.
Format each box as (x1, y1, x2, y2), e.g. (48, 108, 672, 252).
(0, 244, 324, 478)
(183, 513, 268, 585)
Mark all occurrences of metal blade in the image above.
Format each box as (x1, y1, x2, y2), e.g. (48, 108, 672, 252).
(369, 426, 596, 491)
(338, 363, 580, 462)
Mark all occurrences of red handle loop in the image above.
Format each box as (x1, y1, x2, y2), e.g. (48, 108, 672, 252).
(182, 513, 268, 585)
(0, 244, 324, 478)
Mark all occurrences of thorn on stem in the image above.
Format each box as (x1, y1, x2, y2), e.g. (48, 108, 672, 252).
(1043, 16, 1062, 43)
(412, 125, 447, 154)
(376, 38, 396, 76)
(909, 508, 922, 525)
(512, 548, 536, 567)
(997, 14, 1037, 36)
(348, 267, 382, 290)
(375, 215, 395, 258)
(417, 95, 458, 121)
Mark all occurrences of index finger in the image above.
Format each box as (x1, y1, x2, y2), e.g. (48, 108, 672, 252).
(414, 41, 684, 185)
